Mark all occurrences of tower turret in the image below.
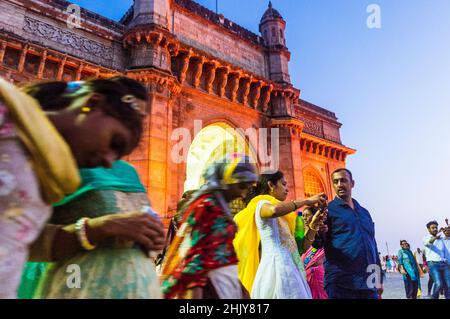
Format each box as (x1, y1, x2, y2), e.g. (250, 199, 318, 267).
(259, 1, 291, 84)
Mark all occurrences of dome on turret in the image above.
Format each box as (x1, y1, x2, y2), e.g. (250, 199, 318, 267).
(260, 2, 284, 24)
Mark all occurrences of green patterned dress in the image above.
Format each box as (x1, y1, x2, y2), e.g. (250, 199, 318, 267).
(34, 190, 161, 299)
(23, 161, 162, 299)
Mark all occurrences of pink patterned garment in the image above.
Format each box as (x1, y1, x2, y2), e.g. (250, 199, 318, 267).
(301, 247, 328, 299)
(0, 101, 51, 299)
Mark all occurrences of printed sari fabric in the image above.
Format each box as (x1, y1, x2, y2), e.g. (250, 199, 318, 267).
(161, 193, 239, 299)
(302, 247, 328, 299)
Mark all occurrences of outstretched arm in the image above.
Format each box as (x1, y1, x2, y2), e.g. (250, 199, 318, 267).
(260, 194, 327, 219)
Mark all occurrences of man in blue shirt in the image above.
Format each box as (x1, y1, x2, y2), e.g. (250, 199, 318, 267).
(324, 168, 383, 299)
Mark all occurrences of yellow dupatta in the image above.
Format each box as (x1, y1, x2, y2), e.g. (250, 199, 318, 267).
(233, 194, 297, 294)
(0, 78, 80, 204)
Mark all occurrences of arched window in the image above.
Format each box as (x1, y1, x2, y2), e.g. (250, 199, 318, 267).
(303, 169, 325, 198)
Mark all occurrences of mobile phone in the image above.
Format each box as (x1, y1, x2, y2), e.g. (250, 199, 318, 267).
(139, 205, 162, 259)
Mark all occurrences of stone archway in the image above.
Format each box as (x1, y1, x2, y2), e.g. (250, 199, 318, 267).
(184, 122, 257, 214)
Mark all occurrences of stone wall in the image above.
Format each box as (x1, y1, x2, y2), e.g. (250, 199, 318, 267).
(0, 0, 126, 70)
(173, 7, 268, 78)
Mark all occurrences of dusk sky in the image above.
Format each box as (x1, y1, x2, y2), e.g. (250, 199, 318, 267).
(70, 0, 450, 255)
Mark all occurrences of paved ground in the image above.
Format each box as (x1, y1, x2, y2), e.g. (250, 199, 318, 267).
(382, 272, 440, 299)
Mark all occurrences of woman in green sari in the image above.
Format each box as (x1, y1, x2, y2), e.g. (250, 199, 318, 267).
(19, 160, 164, 299)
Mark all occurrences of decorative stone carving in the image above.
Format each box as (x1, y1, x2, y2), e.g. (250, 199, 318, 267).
(23, 17, 113, 60)
(205, 61, 218, 94)
(37, 50, 47, 79)
(299, 117, 324, 139)
(261, 84, 273, 113)
(250, 80, 262, 109)
(0, 41, 6, 64)
(229, 72, 241, 102)
(127, 69, 181, 96)
(241, 76, 251, 106)
(178, 51, 192, 84)
(76, 63, 85, 81)
(218, 66, 229, 98)
(57, 56, 67, 81)
(193, 56, 205, 89)
(18, 45, 29, 73)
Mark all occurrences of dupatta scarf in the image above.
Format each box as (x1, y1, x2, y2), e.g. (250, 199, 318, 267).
(0, 78, 80, 204)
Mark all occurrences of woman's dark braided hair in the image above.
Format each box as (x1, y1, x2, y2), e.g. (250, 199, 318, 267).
(244, 170, 284, 205)
(22, 76, 147, 150)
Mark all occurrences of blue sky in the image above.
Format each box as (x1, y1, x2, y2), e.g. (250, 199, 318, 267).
(71, 0, 450, 255)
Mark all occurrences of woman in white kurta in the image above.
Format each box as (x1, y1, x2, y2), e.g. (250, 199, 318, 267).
(234, 170, 327, 299)
(252, 199, 311, 298)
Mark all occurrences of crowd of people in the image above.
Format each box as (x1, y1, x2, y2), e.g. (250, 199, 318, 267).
(381, 255, 398, 273)
(393, 222, 450, 299)
(0, 77, 440, 300)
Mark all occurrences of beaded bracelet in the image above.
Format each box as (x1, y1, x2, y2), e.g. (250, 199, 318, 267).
(75, 217, 97, 251)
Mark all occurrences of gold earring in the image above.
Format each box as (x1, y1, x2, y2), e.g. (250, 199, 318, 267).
(81, 106, 91, 113)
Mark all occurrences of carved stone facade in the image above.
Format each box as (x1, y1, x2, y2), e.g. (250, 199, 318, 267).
(0, 0, 355, 222)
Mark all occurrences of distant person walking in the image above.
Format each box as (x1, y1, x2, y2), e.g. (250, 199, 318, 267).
(414, 248, 426, 277)
(397, 240, 420, 299)
(386, 256, 393, 273)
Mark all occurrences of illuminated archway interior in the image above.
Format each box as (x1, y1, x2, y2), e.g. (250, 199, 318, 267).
(185, 122, 257, 195)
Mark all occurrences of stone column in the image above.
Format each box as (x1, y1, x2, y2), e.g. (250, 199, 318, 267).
(178, 51, 191, 84)
(125, 69, 181, 218)
(76, 63, 84, 81)
(218, 66, 229, 98)
(271, 120, 305, 200)
(250, 80, 262, 109)
(37, 50, 47, 79)
(229, 71, 241, 103)
(0, 41, 7, 64)
(261, 84, 273, 113)
(205, 61, 218, 94)
(18, 45, 29, 73)
(241, 76, 252, 106)
(57, 56, 67, 81)
(193, 56, 205, 89)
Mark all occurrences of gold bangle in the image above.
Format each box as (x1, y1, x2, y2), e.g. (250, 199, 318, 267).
(75, 217, 96, 251)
